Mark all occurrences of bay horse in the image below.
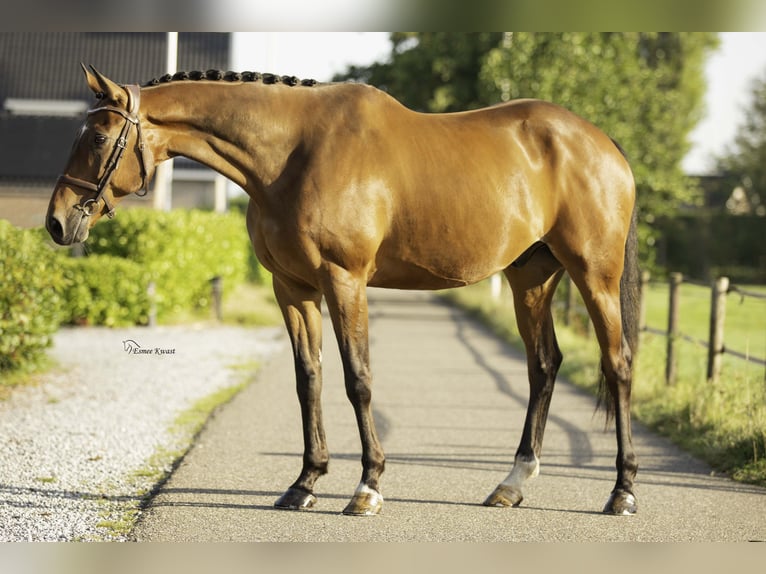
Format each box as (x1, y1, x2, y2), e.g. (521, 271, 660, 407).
(46, 66, 640, 516)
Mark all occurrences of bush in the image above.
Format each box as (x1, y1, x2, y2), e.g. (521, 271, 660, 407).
(0, 220, 66, 372)
(59, 255, 152, 327)
(85, 209, 253, 320)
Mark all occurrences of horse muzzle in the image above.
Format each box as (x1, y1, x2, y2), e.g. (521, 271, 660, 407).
(46, 206, 92, 245)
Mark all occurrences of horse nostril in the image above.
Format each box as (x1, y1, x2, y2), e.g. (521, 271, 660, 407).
(47, 215, 64, 242)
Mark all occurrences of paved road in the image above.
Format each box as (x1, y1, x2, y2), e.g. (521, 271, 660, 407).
(133, 289, 766, 542)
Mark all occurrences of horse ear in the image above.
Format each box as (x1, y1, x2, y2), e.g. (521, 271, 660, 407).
(81, 63, 127, 106)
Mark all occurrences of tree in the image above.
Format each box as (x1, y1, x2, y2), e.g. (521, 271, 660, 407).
(715, 71, 766, 216)
(334, 33, 504, 112)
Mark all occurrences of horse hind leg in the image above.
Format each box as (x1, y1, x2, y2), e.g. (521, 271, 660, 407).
(566, 260, 638, 515)
(484, 245, 564, 507)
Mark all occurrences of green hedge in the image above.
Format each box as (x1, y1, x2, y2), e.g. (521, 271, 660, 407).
(0, 221, 65, 372)
(2, 209, 258, 373)
(84, 209, 253, 321)
(59, 255, 152, 327)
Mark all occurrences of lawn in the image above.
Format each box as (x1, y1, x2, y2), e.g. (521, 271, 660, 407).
(642, 280, 766, 368)
(164, 279, 283, 327)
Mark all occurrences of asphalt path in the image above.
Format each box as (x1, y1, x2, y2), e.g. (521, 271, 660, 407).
(133, 289, 766, 542)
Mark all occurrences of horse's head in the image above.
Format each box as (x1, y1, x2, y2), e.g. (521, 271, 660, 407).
(46, 65, 153, 245)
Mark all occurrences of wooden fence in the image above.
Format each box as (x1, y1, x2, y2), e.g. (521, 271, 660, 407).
(639, 272, 766, 384)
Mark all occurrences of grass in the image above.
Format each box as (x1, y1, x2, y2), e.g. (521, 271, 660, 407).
(637, 279, 766, 484)
(443, 277, 766, 487)
(221, 280, 283, 327)
(164, 279, 283, 327)
(35, 475, 57, 484)
(643, 281, 766, 364)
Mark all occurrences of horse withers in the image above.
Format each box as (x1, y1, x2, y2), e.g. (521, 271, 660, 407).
(47, 65, 640, 516)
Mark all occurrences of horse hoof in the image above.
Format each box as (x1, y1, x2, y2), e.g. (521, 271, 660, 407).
(483, 484, 523, 507)
(342, 486, 383, 516)
(274, 487, 317, 510)
(603, 490, 637, 515)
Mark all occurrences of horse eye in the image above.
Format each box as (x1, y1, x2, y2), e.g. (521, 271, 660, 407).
(94, 134, 108, 145)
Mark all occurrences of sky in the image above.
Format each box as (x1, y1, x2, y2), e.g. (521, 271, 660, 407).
(231, 32, 391, 83)
(684, 32, 766, 174)
(232, 32, 766, 176)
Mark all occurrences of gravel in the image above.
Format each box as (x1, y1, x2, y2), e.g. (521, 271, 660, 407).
(0, 323, 284, 541)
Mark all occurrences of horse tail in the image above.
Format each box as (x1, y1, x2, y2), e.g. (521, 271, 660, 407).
(620, 204, 641, 358)
(597, 143, 640, 420)
(596, 202, 640, 421)
(613, 137, 641, 360)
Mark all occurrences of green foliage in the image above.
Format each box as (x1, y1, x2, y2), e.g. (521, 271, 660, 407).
(59, 255, 152, 327)
(716, 71, 766, 215)
(633, 333, 766, 487)
(0, 220, 66, 372)
(1, 208, 259, 369)
(336, 33, 504, 113)
(84, 209, 252, 321)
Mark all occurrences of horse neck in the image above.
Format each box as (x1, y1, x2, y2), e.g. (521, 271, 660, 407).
(141, 81, 308, 195)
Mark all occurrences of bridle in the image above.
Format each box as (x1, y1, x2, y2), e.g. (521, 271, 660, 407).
(56, 84, 150, 219)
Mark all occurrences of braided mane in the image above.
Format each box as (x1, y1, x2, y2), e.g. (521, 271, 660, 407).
(143, 70, 318, 87)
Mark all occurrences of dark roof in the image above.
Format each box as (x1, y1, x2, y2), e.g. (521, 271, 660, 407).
(1, 32, 230, 101)
(0, 33, 230, 182)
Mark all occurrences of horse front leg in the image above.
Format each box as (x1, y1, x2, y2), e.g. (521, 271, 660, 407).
(272, 276, 328, 511)
(322, 265, 385, 516)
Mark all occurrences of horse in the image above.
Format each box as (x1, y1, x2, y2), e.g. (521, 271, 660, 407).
(46, 65, 640, 516)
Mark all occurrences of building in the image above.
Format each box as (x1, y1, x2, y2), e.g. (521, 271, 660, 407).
(0, 32, 232, 228)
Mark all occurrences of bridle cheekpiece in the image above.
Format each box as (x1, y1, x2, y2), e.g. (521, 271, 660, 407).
(56, 84, 150, 219)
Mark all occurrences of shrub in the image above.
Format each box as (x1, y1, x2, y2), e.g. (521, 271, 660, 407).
(59, 255, 152, 327)
(85, 209, 253, 320)
(0, 220, 66, 372)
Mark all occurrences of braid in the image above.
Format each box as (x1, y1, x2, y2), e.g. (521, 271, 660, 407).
(143, 69, 318, 88)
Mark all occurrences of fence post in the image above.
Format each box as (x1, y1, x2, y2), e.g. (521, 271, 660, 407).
(665, 272, 683, 385)
(210, 276, 223, 322)
(639, 270, 651, 333)
(490, 273, 502, 300)
(707, 276, 729, 383)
